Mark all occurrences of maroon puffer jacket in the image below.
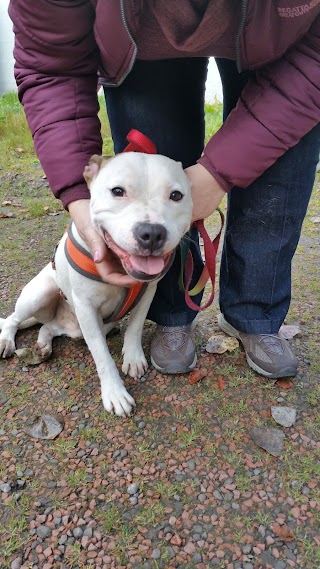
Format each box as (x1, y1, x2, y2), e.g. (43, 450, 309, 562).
(9, 0, 320, 207)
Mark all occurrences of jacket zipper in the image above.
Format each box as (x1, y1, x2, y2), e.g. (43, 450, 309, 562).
(118, 0, 138, 85)
(235, 0, 248, 73)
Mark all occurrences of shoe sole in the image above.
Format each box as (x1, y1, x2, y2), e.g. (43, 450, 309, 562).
(217, 313, 297, 379)
(150, 352, 197, 375)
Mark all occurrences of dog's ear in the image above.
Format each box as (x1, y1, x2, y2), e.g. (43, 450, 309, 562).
(83, 155, 112, 186)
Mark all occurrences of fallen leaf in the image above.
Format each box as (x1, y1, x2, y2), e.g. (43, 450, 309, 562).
(0, 212, 14, 218)
(15, 147, 25, 153)
(273, 523, 295, 542)
(206, 333, 239, 354)
(43, 206, 50, 212)
(2, 200, 12, 206)
(276, 379, 294, 390)
(15, 348, 43, 366)
(23, 414, 64, 439)
(217, 375, 225, 391)
(47, 212, 61, 216)
(271, 406, 297, 427)
(189, 369, 207, 385)
(250, 426, 285, 457)
(310, 216, 320, 223)
(18, 209, 29, 214)
(279, 325, 302, 340)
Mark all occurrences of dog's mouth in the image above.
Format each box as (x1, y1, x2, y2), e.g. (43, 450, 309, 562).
(103, 230, 174, 281)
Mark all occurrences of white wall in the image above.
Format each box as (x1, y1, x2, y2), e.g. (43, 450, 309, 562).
(0, 0, 16, 96)
(0, 1, 222, 102)
(205, 58, 223, 103)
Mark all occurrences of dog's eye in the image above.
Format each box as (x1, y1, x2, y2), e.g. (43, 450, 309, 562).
(170, 190, 183, 202)
(111, 187, 126, 197)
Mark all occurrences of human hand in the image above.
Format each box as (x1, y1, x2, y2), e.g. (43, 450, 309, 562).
(68, 199, 137, 286)
(185, 163, 226, 222)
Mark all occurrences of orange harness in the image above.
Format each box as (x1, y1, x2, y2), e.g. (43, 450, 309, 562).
(51, 223, 174, 323)
(63, 224, 148, 322)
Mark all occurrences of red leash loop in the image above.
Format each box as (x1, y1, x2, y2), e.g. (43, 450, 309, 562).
(124, 129, 157, 154)
(184, 209, 225, 311)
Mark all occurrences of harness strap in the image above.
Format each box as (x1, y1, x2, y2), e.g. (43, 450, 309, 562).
(61, 223, 147, 321)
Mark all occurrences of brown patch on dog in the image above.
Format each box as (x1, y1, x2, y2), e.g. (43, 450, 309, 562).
(83, 155, 113, 186)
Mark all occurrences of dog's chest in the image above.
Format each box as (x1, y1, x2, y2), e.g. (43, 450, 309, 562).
(98, 287, 127, 320)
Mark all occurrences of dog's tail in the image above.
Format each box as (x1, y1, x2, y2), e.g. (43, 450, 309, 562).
(0, 317, 39, 331)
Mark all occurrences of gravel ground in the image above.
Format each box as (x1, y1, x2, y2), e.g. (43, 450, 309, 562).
(0, 171, 319, 569)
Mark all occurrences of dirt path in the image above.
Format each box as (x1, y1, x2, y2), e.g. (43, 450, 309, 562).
(0, 170, 319, 569)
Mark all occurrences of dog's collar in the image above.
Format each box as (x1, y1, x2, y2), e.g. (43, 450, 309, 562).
(63, 223, 174, 322)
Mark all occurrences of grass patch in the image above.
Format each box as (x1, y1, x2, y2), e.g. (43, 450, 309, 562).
(0, 92, 222, 173)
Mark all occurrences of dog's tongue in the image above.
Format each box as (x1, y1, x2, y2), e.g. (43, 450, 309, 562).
(129, 255, 165, 275)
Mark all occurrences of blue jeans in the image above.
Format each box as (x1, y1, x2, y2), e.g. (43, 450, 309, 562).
(104, 58, 320, 333)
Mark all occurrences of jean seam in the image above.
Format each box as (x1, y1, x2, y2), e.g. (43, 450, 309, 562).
(266, 184, 289, 313)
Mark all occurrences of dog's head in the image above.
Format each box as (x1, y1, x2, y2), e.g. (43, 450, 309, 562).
(84, 152, 192, 281)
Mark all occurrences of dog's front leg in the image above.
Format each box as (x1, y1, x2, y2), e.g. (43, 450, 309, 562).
(73, 296, 135, 417)
(122, 282, 157, 379)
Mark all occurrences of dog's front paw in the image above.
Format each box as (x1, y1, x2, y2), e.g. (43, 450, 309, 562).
(101, 383, 136, 417)
(122, 348, 148, 380)
(0, 336, 15, 358)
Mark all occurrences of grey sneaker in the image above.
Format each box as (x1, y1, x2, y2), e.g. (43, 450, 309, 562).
(218, 314, 298, 378)
(150, 324, 197, 374)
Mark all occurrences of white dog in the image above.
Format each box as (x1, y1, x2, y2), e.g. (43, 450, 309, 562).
(0, 153, 192, 416)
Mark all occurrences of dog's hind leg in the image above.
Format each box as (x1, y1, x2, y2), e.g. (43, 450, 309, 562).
(34, 319, 68, 361)
(0, 264, 60, 358)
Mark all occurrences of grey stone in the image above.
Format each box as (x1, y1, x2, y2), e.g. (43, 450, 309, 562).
(11, 557, 22, 569)
(166, 546, 175, 559)
(127, 483, 139, 495)
(274, 562, 287, 569)
(24, 468, 34, 478)
(130, 496, 138, 505)
(83, 527, 93, 538)
(271, 406, 297, 427)
(0, 483, 11, 493)
(193, 552, 202, 563)
(250, 426, 285, 457)
(151, 548, 161, 559)
(73, 527, 84, 539)
(59, 535, 68, 545)
(187, 459, 196, 471)
(213, 490, 223, 500)
(242, 544, 252, 554)
(37, 525, 51, 539)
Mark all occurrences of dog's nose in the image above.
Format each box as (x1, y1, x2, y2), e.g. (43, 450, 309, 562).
(134, 223, 167, 252)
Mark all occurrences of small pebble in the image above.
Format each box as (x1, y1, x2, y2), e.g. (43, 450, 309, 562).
(73, 527, 84, 539)
(127, 483, 139, 495)
(0, 483, 11, 493)
(83, 527, 93, 538)
(11, 558, 22, 569)
(37, 525, 51, 539)
(151, 548, 161, 559)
